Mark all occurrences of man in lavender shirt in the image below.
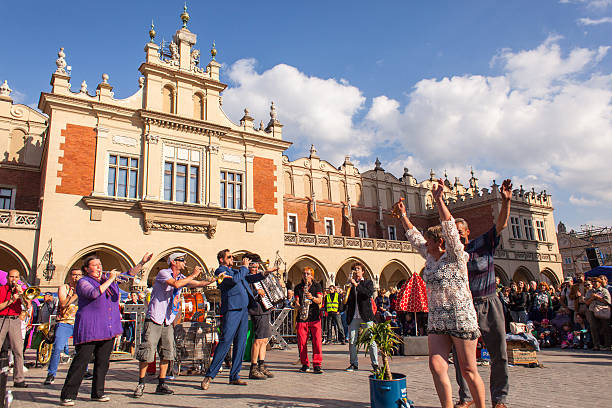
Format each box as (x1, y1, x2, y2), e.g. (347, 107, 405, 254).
(133, 253, 218, 398)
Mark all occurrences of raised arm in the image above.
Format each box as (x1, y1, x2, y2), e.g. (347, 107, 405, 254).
(432, 178, 451, 222)
(127, 252, 153, 277)
(495, 179, 512, 236)
(394, 198, 427, 258)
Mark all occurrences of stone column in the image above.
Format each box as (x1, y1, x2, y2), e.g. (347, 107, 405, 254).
(245, 153, 255, 212)
(144, 132, 161, 200)
(208, 143, 220, 207)
(91, 127, 110, 197)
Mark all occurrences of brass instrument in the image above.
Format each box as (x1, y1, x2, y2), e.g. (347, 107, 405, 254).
(342, 279, 352, 305)
(103, 271, 141, 284)
(11, 278, 40, 302)
(299, 283, 312, 320)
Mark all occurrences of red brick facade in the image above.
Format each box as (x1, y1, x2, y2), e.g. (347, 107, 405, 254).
(56, 124, 96, 196)
(253, 157, 277, 215)
(0, 167, 41, 211)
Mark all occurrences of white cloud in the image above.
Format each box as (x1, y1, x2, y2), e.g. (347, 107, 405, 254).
(578, 16, 612, 24)
(561, 0, 612, 9)
(222, 36, 612, 220)
(11, 90, 27, 104)
(569, 195, 599, 206)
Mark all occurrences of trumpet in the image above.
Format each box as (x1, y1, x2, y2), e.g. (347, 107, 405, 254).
(10, 279, 40, 302)
(103, 271, 141, 284)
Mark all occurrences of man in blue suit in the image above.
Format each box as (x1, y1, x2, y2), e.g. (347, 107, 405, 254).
(201, 250, 268, 390)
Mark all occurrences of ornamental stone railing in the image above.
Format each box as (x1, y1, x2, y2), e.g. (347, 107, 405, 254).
(284, 232, 415, 253)
(0, 210, 40, 229)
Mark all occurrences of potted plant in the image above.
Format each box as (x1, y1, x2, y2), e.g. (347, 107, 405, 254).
(356, 320, 411, 408)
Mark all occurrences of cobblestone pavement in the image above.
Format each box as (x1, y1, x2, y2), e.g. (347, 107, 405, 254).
(8, 345, 612, 408)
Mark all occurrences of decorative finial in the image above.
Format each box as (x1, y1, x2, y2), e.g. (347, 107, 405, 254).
(470, 166, 474, 178)
(55, 47, 67, 74)
(0, 80, 12, 97)
(444, 169, 448, 180)
(259, 120, 265, 130)
(345, 155, 352, 165)
(102, 73, 109, 84)
(403, 167, 411, 178)
(374, 158, 383, 171)
(270, 101, 277, 120)
(309, 144, 318, 158)
(430, 169, 435, 181)
(244, 108, 250, 116)
(181, 3, 190, 28)
(80, 80, 87, 93)
(149, 20, 156, 43)
(138, 77, 145, 88)
(211, 41, 217, 60)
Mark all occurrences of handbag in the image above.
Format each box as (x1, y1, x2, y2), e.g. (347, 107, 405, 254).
(592, 304, 611, 320)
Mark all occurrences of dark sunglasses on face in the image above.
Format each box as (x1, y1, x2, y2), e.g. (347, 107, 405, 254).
(174, 258, 185, 262)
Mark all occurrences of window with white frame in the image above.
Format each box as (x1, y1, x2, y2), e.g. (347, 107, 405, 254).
(535, 220, 546, 241)
(287, 213, 297, 233)
(163, 146, 201, 203)
(324, 217, 335, 236)
(108, 154, 139, 198)
(388, 225, 397, 241)
(358, 221, 368, 238)
(0, 187, 15, 210)
(523, 218, 535, 240)
(510, 216, 521, 239)
(220, 170, 243, 209)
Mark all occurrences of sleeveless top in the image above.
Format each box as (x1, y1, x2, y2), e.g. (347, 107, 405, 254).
(57, 284, 78, 325)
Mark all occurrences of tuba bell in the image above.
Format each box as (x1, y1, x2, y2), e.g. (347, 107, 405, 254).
(23, 286, 41, 301)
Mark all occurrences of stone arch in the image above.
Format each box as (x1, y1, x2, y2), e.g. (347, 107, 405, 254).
(540, 268, 560, 287)
(0, 241, 30, 278)
(193, 92, 205, 120)
(355, 183, 363, 206)
(494, 264, 510, 286)
(162, 85, 175, 114)
(144, 247, 209, 288)
(65, 244, 135, 290)
(512, 266, 535, 283)
(303, 175, 312, 198)
(379, 259, 412, 290)
(287, 255, 329, 289)
(333, 257, 374, 287)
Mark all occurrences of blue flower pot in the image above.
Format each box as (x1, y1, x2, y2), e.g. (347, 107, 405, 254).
(369, 373, 408, 408)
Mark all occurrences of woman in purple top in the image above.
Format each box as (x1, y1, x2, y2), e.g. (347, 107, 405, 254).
(60, 253, 152, 406)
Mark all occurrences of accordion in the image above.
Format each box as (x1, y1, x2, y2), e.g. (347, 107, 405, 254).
(253, 274, 286, 311)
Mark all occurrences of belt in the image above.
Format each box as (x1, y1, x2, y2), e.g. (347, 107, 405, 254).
(0, 315, 19, 319)
(472, 293, 498, 304)
(145, 318, 169, 327)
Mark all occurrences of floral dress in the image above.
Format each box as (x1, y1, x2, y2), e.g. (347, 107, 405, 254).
(405, 218, 480, 340)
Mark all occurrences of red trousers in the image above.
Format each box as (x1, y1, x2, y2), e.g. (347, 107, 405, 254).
(296, 320, 323, 366)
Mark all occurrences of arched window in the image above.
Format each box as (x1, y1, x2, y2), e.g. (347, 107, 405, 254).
(304, 175, 312, 198)
(284, 171, 294, 196)
(355, 183, 362, 206)
(340, 181, 347, 203)
(386, 189, 393, 208)
(162, 85, 175, 114)
(322, 178, 330, 201)
(193, 93, 204, 120)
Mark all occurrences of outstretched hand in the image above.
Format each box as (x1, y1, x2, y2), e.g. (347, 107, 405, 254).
(432, 178, 445, 202)
(500, 179, 513, 201)
(393, 198, 406, 217)
(140, 252, 154, 265)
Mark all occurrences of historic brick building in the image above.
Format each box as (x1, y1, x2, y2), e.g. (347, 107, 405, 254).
(0, 10, 563, 291)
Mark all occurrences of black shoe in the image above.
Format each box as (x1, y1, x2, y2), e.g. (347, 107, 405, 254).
(14, 381, 28, 388)
(313, 365, 323, 374)
(44, 374, 55, 385)
(155, 383, 174, 395)
(372, 364, 379, 371)
(84, 371, 94, 380)
(345, 364, 358, 372)
(299, 364, 311, 373)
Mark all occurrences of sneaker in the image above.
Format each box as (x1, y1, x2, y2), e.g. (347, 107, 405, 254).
(44, 374, 55, 385)
(259, 364, 274, 378)
(133, 383, 145, 398)
(166, 375, 175, 380)
(91, 395, 110, 402)
(313, 365, 323, 374)
(299, 364, 311, 373)
(84, 371, 94, 380)
(249, 365, 267, 380)
(155, 383, 174, 395)
(13, 381, 27, 388)
(60, 399, 75, 406)
(345, 364, 358, 372)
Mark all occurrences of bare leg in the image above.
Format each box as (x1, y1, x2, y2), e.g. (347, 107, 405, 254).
(427, 334, 453, 408)
(159, 359, 169, 378)
(138, 361, 148, 378)
(452, 337, 486, 408)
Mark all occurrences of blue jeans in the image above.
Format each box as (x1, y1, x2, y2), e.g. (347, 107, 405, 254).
(48, 322, 74, 376)
(348, 318, 379, 367)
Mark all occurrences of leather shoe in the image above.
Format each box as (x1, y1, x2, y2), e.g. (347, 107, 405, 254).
(229, 379, 247, 386)
(454, 401, 474, 408)
(200, 376, 212, 391)
(13, 381, 28, 388)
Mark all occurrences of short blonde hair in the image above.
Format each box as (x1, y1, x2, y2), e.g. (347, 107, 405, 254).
(424, 225, 445, 249)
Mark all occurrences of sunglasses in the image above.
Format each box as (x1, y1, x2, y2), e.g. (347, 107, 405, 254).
(174, 258, 185, 262)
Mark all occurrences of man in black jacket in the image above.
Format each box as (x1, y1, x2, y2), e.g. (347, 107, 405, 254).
(345, 262, 379, 372)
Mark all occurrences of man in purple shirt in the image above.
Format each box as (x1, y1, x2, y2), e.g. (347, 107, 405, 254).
(133, 253, 217, 398)
(453, 179, 512, 408)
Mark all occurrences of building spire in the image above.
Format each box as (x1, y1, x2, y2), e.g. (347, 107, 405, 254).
(211, 41, 217, 61)
(181, 3, 190, 28)
(149, 20, 156, 43)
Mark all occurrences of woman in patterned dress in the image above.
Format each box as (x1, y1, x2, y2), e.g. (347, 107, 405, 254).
(395, 179, 486, 408)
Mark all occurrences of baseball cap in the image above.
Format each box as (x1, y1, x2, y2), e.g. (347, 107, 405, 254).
(168, 252, 186, 265)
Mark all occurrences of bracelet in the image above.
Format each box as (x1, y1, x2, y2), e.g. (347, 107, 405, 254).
(401, 213, 407, 218)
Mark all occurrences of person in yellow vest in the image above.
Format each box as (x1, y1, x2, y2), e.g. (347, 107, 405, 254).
(324, 286, 345, 345)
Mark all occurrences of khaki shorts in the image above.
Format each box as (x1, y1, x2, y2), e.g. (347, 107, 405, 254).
(135, 319, 175, 363)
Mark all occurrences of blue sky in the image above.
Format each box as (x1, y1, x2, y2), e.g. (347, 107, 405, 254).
(2, 0, 612, 230)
